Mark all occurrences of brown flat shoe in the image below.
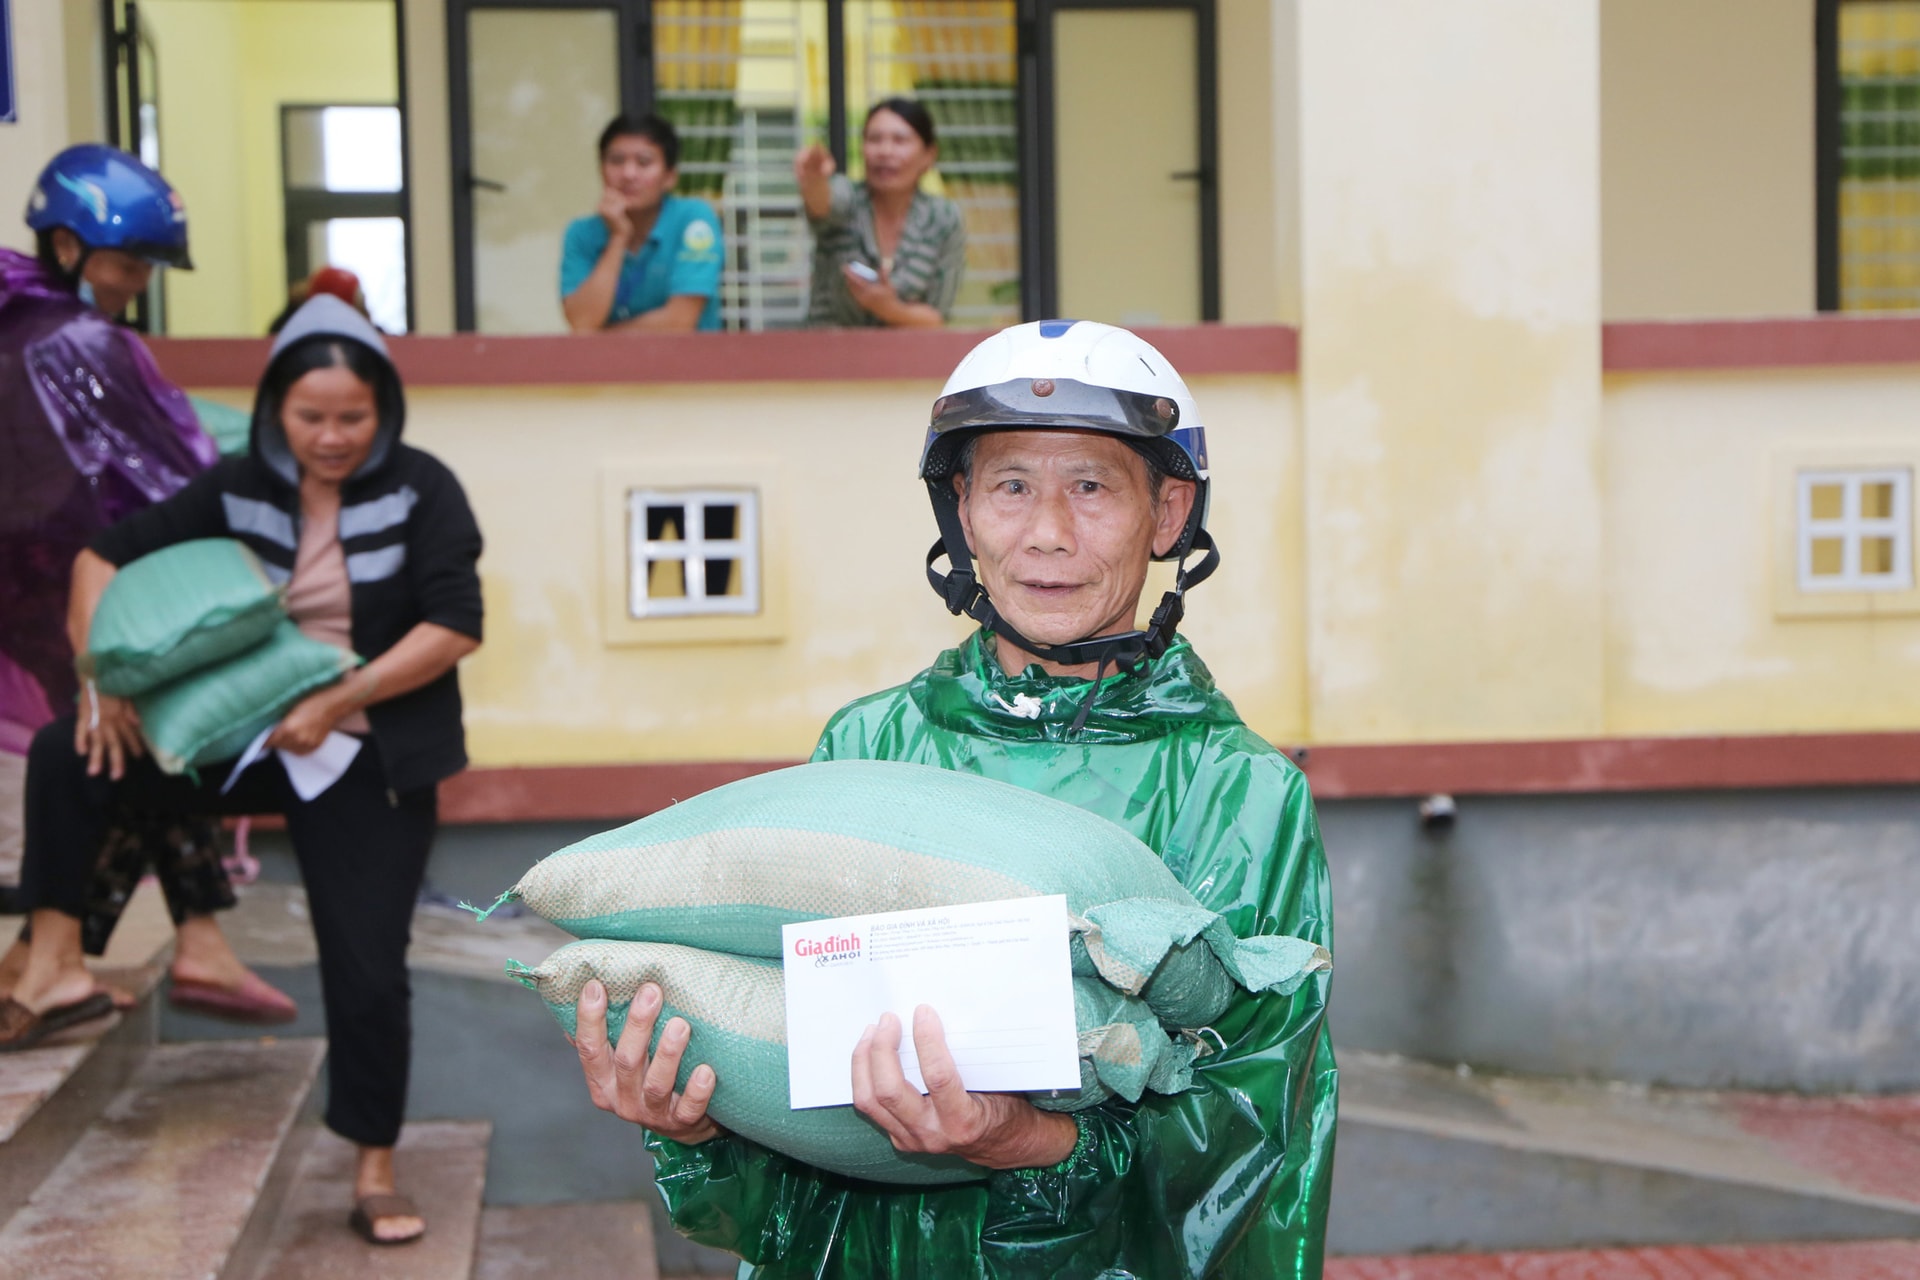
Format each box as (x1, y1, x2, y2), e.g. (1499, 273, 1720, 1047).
(348, 1192, 425, 1246)
(0, 993, 115, 1053)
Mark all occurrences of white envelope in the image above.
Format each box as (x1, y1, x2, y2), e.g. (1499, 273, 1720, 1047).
(782, 895, 1081, 1110)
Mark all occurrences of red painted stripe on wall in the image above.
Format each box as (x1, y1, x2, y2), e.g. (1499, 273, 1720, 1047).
(1604, 314, 1920, 371)
(144, 324, 1299, 389)
(427, 731, 1920, 824)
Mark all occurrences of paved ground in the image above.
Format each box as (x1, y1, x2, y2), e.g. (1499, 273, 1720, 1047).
(1328, 1240, 1920, 1279)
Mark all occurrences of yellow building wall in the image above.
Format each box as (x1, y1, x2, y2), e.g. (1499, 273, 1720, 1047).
(1297, 0, 1607, 744)
(190, 373, 1305, 765)
(1605, 366, 1920, 734)
(1600, 0, 1816, 320)
(0, 0, 99, 256)
(141, 0, 398, 336)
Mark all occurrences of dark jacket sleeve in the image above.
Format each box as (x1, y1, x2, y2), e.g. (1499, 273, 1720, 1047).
(404, 453, 484, 641)
(88, 463, 231, 566)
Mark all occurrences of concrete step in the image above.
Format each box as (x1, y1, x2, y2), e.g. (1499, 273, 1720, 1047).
(225, 1119, 491, 1280)
(473, 1200, 660, 1280)
(0, 878, 175, 1222)
(1331, 1050, 1920, 1255)
(1326, 1239, 1920, 1279)
(0, 1037, 324, 1278)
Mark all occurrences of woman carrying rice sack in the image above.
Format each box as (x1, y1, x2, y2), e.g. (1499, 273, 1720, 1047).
(2, 295, 484, 1248)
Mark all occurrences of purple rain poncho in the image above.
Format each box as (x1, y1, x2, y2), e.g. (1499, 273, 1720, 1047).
(0, 247, 216, 751)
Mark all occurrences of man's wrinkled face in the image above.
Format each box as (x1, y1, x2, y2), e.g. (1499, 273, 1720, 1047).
(955, 430, 1194, 666)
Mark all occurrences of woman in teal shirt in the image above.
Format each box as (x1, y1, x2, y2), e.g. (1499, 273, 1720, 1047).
(560, 114, 724, 333)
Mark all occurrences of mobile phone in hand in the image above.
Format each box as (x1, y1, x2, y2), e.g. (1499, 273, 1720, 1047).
(845, 260, 881, 283)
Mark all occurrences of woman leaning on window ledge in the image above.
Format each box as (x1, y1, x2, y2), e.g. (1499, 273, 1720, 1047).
(796, 98, 966, 329)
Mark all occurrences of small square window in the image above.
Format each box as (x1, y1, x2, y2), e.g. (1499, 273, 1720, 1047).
(1796, 468, 1912, 592)
(627, 488, 760, 618)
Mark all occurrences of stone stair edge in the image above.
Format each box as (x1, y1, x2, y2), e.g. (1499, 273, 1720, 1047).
(0, 1037, 325, 1279)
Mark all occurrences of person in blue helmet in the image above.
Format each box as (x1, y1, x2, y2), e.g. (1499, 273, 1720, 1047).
(571, 321, 1337, 1278)
(0, 146, 297, 1025)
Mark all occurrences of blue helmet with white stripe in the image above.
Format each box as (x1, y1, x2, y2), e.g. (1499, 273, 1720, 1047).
(919, 320, 1219, 672)
(25, 145, 193, 269)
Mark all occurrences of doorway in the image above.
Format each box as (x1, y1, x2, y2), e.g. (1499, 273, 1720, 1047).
(1022, 0, 1219, 324)
(447, 0, 651, 334)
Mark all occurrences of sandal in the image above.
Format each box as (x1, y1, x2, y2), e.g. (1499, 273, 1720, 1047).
(348, 1192, 425, 1246)
(167, 972, 298, 1024)
(0, 992, 115, 1053)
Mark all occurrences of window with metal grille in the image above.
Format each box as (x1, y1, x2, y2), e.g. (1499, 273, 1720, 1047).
(647, 0, 1021, 332)
(1833, 0, 1920, 310)
(1797, 468, 1913, 591)
(627, 489, 762, 617)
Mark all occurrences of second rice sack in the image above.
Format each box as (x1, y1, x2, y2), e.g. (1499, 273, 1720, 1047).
(491, 759, 1330, 1030)
(511, 939, 1197, 1185)
(135, 619, 359, 775)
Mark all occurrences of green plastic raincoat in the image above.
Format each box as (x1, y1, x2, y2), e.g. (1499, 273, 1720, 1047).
(645, 630, 1337, 1278)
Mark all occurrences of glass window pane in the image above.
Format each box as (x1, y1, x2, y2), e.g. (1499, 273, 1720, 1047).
(655, 0, 825, 332)
(469, 7, 622, 334)
(1810, 537, 1847, 577)
(648, 558, 688, 599)
(1838, 1, 1920, 310)
(321, 217, 408, 334)
(1863, 535, 1897, 574)
(648, 506, 688, 542)
(1861, 480, 1896, 519)
(1809, 482, 1846, 521)
(322, 107, 404, 193)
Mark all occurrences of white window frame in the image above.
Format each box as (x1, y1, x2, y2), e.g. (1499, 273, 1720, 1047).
(1796, 468, 1912, 593)
(626, 488, 761, 618)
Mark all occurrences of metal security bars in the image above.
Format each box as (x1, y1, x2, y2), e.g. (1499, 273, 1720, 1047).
(653, 0, 816, 331)
(1836, 0, 1920, 310)
(1797, 468, 1913, 591)
(627, 488, 763, 617)
(861, 0, 1021, 328)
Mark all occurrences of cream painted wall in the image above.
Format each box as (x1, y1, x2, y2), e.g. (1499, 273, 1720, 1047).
(191, 373, 1304, 765)
(403, 0, 456, 334)
(1600, 0, 1816, 320)
(140, 0, 397, 336)
(0, 0, 80, 254)
(1298, 0, 1606, 743)
(1606, 367, 1920, 733)
(1216, 0, 1287, 323)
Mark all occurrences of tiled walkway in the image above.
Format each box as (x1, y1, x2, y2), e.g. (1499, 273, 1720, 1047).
(1328, 1240, 1920, 1279)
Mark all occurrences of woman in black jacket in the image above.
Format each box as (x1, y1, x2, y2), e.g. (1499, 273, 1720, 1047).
(0, 296, 483, 1246)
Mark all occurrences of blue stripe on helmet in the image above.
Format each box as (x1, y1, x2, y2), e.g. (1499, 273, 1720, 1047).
(1170, 425, 1208, 473)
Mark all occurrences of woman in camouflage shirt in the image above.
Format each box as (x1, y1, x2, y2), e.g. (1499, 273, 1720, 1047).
(797, 98, 966, 328)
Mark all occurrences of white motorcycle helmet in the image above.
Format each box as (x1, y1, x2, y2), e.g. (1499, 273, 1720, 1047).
(919, 319, 1219, 675)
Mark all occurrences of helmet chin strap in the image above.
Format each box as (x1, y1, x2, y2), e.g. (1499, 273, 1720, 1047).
(924, 484, 1221, 686)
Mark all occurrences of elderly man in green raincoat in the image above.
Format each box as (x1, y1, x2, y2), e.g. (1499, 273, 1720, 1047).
(573, 319, 1338, 1278)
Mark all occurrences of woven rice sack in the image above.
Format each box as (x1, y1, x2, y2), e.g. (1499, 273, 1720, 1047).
(135, 620, 357, 774)
(493, 760, 1329, 1029)
(511, 939, 1195, 1184)
(82, 539, 284, 697)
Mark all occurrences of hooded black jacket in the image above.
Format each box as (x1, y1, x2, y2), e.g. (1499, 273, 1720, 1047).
(91, 296, 484, 793)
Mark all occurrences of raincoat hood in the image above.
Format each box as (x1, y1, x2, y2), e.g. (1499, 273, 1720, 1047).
(0, 246, 213, 739)
(913, 629, 1244, 745)
(250, 294, 403, 487)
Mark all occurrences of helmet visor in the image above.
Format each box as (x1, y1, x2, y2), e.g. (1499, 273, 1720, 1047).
(923, 378, 1186, 479)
